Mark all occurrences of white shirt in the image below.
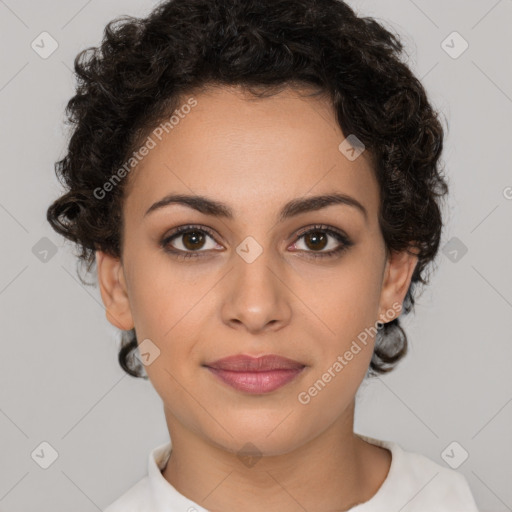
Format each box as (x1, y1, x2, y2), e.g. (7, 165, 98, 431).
(103, 434, 479, 511)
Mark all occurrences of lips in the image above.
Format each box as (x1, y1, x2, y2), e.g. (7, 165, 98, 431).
(204, 354, 306, 394)
(205, 354, 305, 372)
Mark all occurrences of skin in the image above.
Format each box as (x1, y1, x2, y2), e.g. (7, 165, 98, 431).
(96, 84, 418, 511)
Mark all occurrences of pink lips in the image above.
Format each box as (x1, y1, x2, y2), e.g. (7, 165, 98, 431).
(204, 354, 306, 394)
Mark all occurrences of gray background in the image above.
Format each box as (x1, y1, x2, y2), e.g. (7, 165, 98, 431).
(0, 0, 511, 510)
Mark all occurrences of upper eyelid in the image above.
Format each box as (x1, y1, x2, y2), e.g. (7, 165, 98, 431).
(164, 224, 349, 247)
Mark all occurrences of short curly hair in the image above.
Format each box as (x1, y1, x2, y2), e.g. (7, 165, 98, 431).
(47, 0, 448, 379)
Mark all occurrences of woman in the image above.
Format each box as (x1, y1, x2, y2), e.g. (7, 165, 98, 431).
(47, 0, 479, 510)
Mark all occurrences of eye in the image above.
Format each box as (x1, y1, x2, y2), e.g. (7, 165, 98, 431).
(160, 224, 353, 261)
(290, 224, 353, 259)
(161, 225, 221, 260)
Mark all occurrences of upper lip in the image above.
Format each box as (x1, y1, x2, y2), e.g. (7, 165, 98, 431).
(204, 354, 305, 372)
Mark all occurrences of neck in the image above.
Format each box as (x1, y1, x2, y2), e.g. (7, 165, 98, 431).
(161, 400, 391, 512)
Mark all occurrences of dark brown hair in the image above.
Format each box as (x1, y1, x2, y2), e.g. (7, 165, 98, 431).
(47, 0, 448, 379)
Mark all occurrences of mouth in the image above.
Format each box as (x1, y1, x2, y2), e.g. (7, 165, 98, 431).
(203, 354, 306, 394)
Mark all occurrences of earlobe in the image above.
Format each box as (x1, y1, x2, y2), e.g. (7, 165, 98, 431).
(378, 247, 419, 322)
(95, 250, 134, 331)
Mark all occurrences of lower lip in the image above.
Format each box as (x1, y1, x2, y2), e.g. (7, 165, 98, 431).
(205, 367, 305, 394)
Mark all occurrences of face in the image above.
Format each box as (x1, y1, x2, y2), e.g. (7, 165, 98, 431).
(97, 85, 417, 456)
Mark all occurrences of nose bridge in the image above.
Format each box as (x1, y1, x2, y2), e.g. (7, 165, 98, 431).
(222, 237, 291, 331)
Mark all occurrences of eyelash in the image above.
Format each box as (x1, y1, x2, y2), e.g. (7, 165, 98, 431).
(160, 224, 353, 261)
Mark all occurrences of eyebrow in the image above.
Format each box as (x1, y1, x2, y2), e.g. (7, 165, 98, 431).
(144, 192, 368, 223)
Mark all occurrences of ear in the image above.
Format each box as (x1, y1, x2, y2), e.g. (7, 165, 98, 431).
(96, 250, 134, 331)
(378, 246, 419, 323)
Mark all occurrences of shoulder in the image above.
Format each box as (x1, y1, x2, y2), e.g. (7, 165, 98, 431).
(103, 441, 173, 512)
(357, 435, 479, 512)
(397, 448, 478, 511)
(103, 476, 152, 512)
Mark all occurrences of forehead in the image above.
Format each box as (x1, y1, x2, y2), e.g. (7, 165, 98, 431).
(123, 85, 379, 222)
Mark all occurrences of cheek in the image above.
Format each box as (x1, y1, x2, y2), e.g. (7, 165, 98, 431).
(127, 263, 205, 412)
(124, 247, 213, 370)
(299, 258, 383, 346)
(295, 270, 380, 421)
(124, 244, 196, 335)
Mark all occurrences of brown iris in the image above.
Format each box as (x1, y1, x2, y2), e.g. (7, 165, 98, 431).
(303, 231, 328, 251)
(182, 231, 206, 250)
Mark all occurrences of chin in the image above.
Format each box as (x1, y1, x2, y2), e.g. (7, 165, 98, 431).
(203, 414, 311, 458)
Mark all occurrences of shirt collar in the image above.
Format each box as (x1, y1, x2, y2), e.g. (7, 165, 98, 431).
(147, 439, 210, 512)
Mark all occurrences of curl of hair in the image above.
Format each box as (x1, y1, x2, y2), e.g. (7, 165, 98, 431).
(47, 0, 448, 378)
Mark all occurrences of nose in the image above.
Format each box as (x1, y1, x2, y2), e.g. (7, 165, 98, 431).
(221, 248, 292, 334)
